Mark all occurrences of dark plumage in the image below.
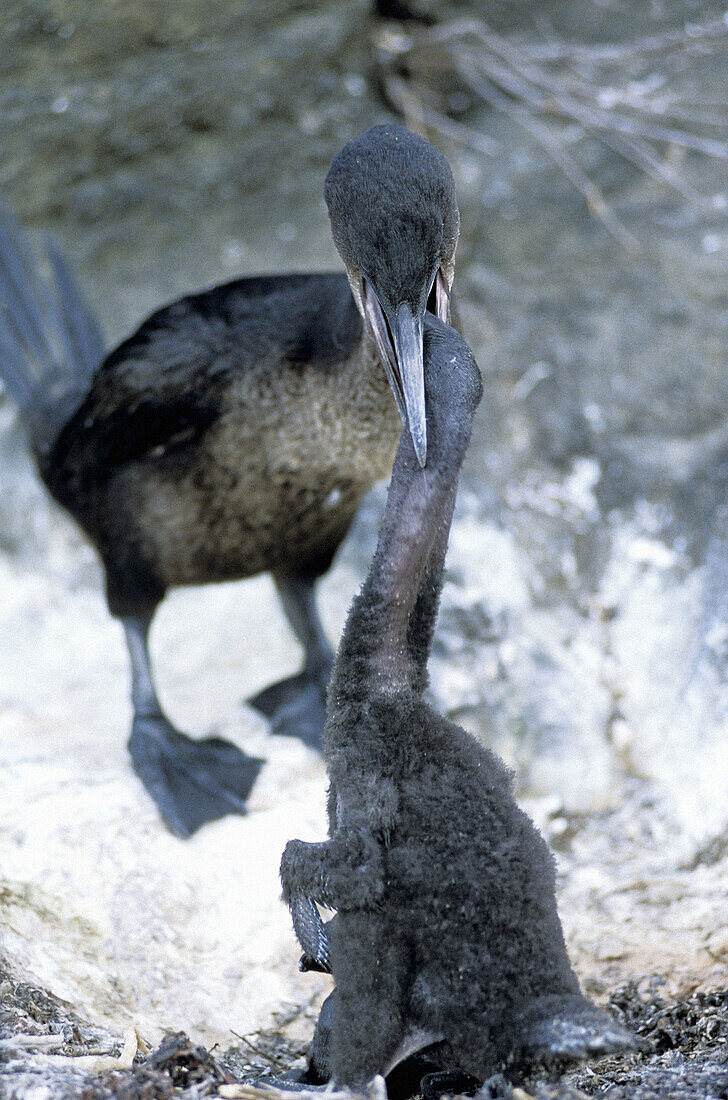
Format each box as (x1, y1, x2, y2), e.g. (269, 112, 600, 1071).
(0, 124, 458, 837)
(325, 126, 458, 469)
(280, 315, 635, 1090)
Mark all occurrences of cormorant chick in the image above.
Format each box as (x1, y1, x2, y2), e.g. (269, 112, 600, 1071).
(0, 124, 458, 837)
(280, 315, 634, 1089)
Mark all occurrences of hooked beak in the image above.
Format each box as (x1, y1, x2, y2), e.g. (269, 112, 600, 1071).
(363, 284, 428, 468)
(392, 302, 426, 468)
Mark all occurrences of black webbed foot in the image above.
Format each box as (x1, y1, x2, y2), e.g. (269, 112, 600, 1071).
(128, 714, 264, 837)
(420, 1069, 481, 1100)
(250, 667, 329, 751)
(290, 891, 332, 973)
(515, 999, 636, 1070)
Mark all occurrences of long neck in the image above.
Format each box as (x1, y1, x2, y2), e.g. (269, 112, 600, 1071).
(328, 429, 460, 705)
(405, 492, 456, 695)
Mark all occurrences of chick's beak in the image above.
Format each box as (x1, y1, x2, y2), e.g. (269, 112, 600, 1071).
(363, 281, 427, 468)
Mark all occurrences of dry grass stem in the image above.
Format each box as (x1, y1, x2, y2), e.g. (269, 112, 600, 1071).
(374, 10, 728, 247)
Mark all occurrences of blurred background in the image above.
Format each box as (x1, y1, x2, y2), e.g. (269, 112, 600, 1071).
(1, 0, 728, 1094)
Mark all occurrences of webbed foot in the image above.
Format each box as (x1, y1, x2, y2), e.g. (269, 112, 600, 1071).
(250, 665, 330, 751)
(128, 714, 264, 837)
(515, 998, 636, 1069)
(290, 892, 332, 974)
(420, 1069, 480, 1100)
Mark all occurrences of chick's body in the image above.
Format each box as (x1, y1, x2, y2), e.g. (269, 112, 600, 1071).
(282, 317, 633, 1089)
(326, 697, 580, 1084)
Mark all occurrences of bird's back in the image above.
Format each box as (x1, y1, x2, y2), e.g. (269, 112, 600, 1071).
(40, 272, 401, 592)
(49, 272, 362, 455)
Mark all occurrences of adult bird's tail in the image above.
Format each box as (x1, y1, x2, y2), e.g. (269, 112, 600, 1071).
(0, 203, 105, 456)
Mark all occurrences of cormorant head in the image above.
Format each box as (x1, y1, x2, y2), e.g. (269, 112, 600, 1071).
(325, 124, 459, 468)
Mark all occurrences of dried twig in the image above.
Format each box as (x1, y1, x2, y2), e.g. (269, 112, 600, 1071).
(215, 1074, 387, 1100)
(528, 14, 728, 65)
(373, 10, 728, 248)
(26, 1027, 138, 1073)
(455, 58, 640, 251)
(0, 1033, 65, 1051)
(383, 74, 501, 157)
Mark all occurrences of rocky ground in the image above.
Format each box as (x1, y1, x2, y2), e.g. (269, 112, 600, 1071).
(1, 1, 728, 1097)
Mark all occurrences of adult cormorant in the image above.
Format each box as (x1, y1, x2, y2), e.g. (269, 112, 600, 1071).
(0, 124, 458, 836)
(281, 314, 634, 1090)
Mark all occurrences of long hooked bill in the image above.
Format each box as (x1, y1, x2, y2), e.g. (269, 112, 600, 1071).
(392, 302, 426, 468)
(363, 283, 427, 468)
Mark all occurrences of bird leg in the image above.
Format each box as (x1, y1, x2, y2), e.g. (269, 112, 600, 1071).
(123, 613, 264, 838)
(124, 612, 164, 720)
(276, 574, 334, 681)
(280, 828, 385, 912)
(250, 573, 334, 750)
